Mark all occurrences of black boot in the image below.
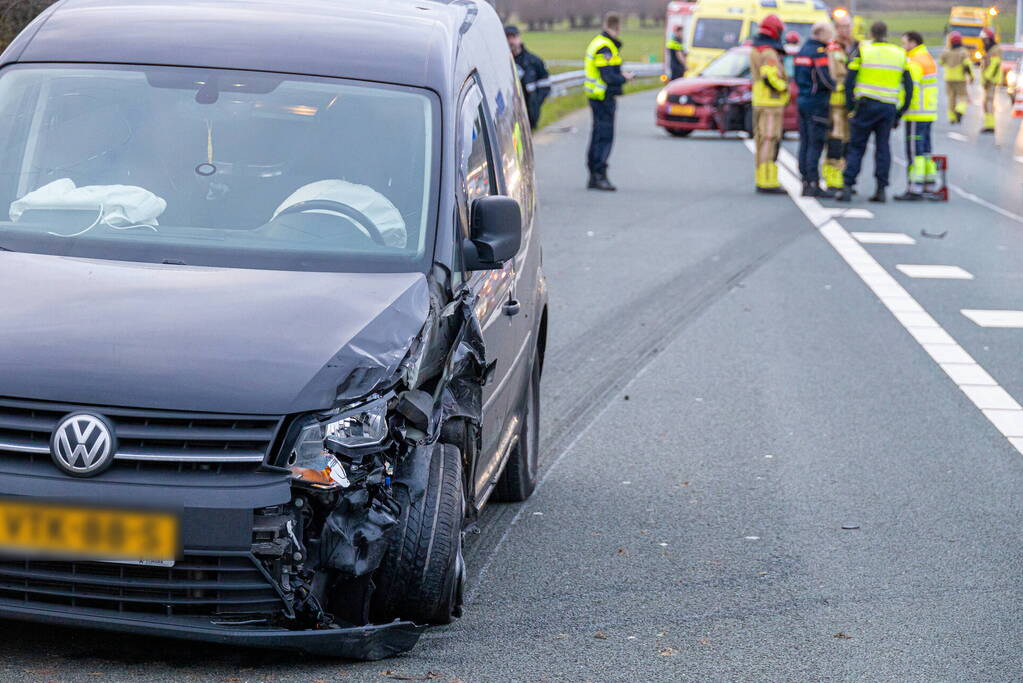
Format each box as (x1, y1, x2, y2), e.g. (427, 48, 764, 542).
(589, 174, 616, 192)
(836, 187, 853, 202)
(869, 187, 886, 203)
(893, 190, 923, 202)
(587, 173, 600, 189)
(819, 187, 838, 199)
(802, 182, 821, 198)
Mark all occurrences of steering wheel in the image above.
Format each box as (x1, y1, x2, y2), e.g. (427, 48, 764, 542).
(276, 200, 387, 246)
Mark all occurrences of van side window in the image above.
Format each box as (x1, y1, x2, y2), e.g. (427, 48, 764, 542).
(457, 86, 497, 233)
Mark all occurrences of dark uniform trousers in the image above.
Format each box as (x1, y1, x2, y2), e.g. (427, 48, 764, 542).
(587, 97, 617, 176)
(843, 97, 897, 190)
(797, 101, 830, 186)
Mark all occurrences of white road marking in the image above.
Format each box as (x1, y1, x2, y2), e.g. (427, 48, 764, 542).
(892, 155, 1023, 225)
(852, 231, 915, 245)
(947, 131, 970, 142)
(896, 264, 974, 280)
(828, 208, 875, 220)
(949, 185, 1023, 224)
(961, 385, 1021, 411)
(962, 309, 1023, 328)
(750, 140, 1023, 456)
(1016, 156, 1023, 165)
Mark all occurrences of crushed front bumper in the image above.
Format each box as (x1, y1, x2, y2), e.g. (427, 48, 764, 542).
(0, 599, 423, 659)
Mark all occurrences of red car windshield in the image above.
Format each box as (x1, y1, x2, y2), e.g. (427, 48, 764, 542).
(701, 49, 751, 78)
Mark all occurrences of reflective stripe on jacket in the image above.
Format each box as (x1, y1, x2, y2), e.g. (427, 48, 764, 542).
(904, 44, 938, 121)
(850, 41, 906, 106)
(585, 34, 623, 101)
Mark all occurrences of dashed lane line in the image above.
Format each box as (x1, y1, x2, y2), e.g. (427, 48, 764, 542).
(891, 154, 1023, 225)
(947, 131, 970, 142)
(827, 208, 875, 220)
(962, 309, 1023, 328)
(852, 232, 916, 245)
(752, 139, 1023, 453)
(895, 264, 975, 279)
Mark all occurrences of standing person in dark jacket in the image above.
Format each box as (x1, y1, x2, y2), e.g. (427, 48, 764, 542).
(584, 12, 633, 191)
(794, 22, 836, 197)
(506, 25, 551, 130)
(838, 21, 913, 203)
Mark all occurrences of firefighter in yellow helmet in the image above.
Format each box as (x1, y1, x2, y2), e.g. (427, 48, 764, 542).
(940, 31, 974, 124)
(749, 14, 789, 194)
(980, 27, 1002, 133)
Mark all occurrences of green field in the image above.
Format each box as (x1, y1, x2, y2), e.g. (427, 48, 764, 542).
(861, 10, 1017, 46)
(521, 26, 667, 65)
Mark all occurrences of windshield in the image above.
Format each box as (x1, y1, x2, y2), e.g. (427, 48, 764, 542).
(692, 18, 744, 50)
(950, 25, 984, 37)
(785, 22, 814, 42)
(701, 49, 751, 78)
(0, 65, 438, 272)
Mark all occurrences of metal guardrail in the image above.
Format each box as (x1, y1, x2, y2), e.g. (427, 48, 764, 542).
(547, 63, 664, 98)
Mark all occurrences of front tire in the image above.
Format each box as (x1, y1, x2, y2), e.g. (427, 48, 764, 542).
(665, 127, 693, 138)
(371, 444, 464, 625)
(493, 349, 541, 503)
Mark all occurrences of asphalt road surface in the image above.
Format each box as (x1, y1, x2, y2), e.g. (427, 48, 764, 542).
(6, 87, 1023, 681)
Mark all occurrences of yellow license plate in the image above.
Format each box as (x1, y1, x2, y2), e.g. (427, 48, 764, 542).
(0, 499, 179, 562)
(670, 104, 696, 116)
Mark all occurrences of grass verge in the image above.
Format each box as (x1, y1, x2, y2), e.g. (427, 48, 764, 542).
(537, 79, 662, 130)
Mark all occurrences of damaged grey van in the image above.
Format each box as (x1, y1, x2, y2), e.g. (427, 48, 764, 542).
(0, 0, 546, 660)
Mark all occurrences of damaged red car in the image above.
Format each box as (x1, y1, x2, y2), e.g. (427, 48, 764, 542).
(656, 45, 799, 137)
(0, 0, 546, 661)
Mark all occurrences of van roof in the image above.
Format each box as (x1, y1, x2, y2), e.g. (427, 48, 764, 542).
(3, 0, 472, 90)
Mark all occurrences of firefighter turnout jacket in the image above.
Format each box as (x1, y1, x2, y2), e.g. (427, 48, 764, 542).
(750, 38, 789, 108)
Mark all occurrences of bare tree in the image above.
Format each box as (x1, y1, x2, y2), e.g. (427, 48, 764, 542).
(0, 0, 55, 49)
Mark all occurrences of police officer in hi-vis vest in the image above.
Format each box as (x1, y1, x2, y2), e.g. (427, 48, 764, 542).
(584, 12, 634, 192)
(838, 21, 913, 203)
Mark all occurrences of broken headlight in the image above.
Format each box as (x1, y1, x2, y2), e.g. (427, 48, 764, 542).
(288, 396, 391, 489)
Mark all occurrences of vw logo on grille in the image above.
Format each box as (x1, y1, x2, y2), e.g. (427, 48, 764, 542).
(50, 413, 117, 477)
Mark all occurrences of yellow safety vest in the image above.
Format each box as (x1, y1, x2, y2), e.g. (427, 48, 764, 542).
(666, 38, 684, 51)
(585, 34, 622, 101)
(904, 45, 938, 122)
(850, 41, 906, 106)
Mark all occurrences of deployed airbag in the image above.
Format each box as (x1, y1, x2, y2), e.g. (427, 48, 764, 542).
(10, 179, 167, 227)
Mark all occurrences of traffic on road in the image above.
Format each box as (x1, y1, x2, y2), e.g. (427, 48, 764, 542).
(0, 0, 1022, 680)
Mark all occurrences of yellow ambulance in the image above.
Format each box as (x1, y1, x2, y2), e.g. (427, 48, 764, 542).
(686, 0, 831, 76)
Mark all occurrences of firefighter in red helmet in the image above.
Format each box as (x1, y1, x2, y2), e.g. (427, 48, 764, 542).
(939, 31, 974, 124)
(749, 15, 789, 194)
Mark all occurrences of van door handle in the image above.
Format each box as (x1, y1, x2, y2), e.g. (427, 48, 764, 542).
(503, 300, 521, 317)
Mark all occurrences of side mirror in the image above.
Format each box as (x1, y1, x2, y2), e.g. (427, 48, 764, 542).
(462, 196, 522, 271)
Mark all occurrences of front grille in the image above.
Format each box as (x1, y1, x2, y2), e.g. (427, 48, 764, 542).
(0, 552, 285, 620)
(0, 397, 284, 470)
(665, 115, 700, 123)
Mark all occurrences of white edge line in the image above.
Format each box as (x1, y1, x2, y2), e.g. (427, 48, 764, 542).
(749, 139, 1023, 452)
